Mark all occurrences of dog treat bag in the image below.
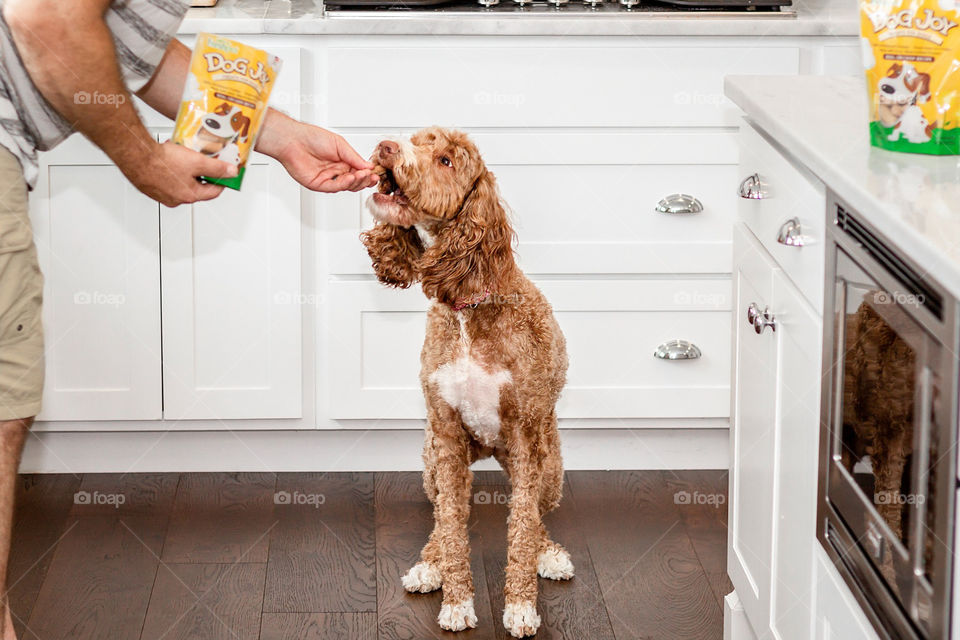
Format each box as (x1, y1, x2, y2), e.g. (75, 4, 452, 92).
(861, 1, 960, 155)
(171, 34, 282, 189)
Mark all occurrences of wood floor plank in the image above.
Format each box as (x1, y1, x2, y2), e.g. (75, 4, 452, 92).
(472, 478, 617, 640)
(263, 472, 376, 613)
(23, 515, 167, 640)
(662, 470, 734, 609)
(259, 612, 377, 640)
(162, 473, 276, 564)
(140, 563, 265, 640)
(9, 474, 82, 638)
(569, 471, 723, 640)
(70, 473, 179, 517)
(374, 471, 496, 640)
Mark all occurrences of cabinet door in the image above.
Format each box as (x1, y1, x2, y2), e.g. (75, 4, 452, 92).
(728, 223, 779, 633)
(770, 270, 822, 640)
(160, 152, 301, 420)
(29, 137, 162, 421)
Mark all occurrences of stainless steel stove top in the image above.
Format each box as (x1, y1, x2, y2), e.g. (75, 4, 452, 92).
(324, 0, 795, 14)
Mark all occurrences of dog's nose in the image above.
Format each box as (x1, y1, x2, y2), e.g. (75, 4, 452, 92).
(204, 118, 221, 129)
(378, 140, 399, 157)
(881, 84, 895, 95)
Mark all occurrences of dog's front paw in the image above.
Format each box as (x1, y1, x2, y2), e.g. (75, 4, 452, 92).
(537, 545, 574, 580)
(402, 561, 442, 593)
(503, 601, 541, 638)
(437, 598, 478, 632)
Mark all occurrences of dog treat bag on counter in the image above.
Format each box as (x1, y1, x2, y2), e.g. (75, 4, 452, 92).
(861, 1, 960, 154)
(171, 34, 282, 189)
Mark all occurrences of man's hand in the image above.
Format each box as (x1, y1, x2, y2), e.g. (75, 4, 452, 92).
(256, 111, 378, 193)
(123, 141, 238, 207)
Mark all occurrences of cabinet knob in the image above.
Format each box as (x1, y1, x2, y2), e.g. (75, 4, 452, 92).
(747, 303, 776, 334)
(776, 217, 804, 247)
(738, 173, 767, 200)
(656, 193, 703, 215)
(653, 339, 702, 360)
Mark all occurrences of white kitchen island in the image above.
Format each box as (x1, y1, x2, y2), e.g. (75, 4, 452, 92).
(21, 1, 860, 473)
(724, 74, 960, 640)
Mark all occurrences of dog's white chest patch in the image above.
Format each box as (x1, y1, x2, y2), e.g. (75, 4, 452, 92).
(429, 318, 511, 446)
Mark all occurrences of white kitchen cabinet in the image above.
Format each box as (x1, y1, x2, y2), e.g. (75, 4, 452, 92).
(728, 223, 779, 634)
(329, 130, 740, 276)
(327, 278, 730, 422)
(160, 151, 302, 420)
(324, 43, 800, 128)
(769, 269, 822, 640)
(29, 137, 162, 422)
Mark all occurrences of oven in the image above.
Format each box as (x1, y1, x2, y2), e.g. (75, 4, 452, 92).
(818, 191, 960, 639)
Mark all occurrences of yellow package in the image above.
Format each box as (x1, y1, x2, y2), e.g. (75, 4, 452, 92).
(172, 34, 282, 189)
(861, 1, 960, 155)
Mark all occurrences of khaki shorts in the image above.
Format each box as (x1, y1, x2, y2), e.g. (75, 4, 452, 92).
(0, 146, 43, 421)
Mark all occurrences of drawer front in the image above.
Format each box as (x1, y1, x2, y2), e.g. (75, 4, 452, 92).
(326, 44, 800, 128)
(328, 131, 739, 276)
(737, 122, 826, 313)
(327, 278, 730, 421)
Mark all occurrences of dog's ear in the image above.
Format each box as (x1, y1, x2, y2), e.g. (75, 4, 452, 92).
(214, 102, 232, 115)
(419, 169, 515, 306)
(887, 63, 903, 78)
(360, 223, 423, 288)
(237, 115, 251, 141)
(914, 72, 932, 103)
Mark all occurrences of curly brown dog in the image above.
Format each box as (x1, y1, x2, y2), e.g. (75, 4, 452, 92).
(360, 127, 571, 637)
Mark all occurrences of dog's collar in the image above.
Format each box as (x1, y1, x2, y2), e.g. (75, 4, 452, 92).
(451, 290, 491, 312)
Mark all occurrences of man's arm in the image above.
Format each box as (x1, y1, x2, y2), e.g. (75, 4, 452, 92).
(139, 39, 378, 194)
(3, 0, 235, 206)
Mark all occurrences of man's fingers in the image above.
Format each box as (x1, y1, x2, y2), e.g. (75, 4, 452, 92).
(316, 172, 361, 193)
(194, 155, 239, 179)
(191, 182, 226, 202)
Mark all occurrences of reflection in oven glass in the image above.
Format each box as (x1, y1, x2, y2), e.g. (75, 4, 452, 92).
(841, 295, 916, 591)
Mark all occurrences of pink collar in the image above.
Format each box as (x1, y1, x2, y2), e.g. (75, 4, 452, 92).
(451, 290, 491, 312)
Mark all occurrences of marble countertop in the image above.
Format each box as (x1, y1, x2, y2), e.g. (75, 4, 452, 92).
(180, 0, 858, 36)
(725, 75, 960, 300)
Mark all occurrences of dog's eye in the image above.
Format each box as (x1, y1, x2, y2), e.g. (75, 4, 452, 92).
(439, 156, 453, 168)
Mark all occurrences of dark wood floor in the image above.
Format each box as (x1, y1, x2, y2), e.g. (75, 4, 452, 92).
(9, 470, 732, 640)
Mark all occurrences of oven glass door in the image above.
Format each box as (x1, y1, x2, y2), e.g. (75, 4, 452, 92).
(828, 247, 939, 633)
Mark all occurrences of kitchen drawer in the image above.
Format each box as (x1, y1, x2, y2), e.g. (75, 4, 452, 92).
(326, 278, 730, 422)
(737, 122, 826, 314)
(328, 130, 739, 275)
(325, 44, 799, 128)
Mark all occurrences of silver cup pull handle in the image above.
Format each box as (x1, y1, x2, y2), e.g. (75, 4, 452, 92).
(653, 339, 702, 360)
(739, 173, 767, 200)
(776, 217, 804, 247)
(656, 193, 703, 215)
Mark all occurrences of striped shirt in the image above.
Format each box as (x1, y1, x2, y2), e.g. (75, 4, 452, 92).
(0, 0, 189, 188)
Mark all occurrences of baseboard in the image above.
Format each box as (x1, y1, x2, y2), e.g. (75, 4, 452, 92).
(724, 590, 758, 640)
(19, 428, 728, 473)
